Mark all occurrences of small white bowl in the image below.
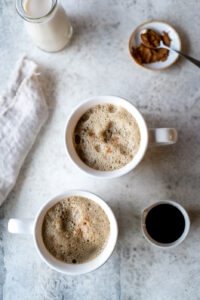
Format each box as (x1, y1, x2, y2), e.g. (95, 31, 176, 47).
(142, 200, 190, 248)
(129, 20, 181, 70)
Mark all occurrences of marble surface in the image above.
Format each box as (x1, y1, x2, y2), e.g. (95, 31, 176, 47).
(1, 0, 200, 299)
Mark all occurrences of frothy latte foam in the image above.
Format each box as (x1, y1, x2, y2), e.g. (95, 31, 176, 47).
(73, 103, 141, 171)
(42, 196, 110, 264)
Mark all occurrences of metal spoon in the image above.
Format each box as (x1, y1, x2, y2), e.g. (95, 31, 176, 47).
(140, 29, 200, 68)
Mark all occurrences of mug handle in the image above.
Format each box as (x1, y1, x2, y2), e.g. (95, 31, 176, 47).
(8, 218, 34, 235)
(148, 128, 178, 147)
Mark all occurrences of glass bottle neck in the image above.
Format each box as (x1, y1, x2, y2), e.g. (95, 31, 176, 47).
(16, 0, 57, 23)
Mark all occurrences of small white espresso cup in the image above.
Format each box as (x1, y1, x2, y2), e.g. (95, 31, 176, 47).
(65, 96, 178, 179)
(142, 200, 190, 248)
(8, 190, 118, 275)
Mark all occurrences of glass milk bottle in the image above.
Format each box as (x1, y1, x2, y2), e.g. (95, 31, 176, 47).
(16, 0, 73, 52)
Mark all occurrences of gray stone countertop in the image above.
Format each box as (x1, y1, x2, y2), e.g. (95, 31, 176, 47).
(0, 0, 200, 299)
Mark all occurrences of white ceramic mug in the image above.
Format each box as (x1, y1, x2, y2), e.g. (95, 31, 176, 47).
(8, 190, 118, 275)
(65, 96, 178, 179)
(141, 200, 190, 248)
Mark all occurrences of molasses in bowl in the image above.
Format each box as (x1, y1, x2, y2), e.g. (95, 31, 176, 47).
(129, 20, 181, 70)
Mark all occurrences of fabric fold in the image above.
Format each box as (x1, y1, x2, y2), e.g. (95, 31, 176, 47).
(0, 57, 48, 205)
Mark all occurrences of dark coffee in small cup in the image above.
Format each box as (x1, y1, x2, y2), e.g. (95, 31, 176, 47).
(145, 203, 185, 243)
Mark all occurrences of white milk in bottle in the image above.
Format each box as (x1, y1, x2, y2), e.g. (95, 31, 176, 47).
(16, 0, 73, 52)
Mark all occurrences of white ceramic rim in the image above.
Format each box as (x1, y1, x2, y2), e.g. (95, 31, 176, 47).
(65, 96, 149, 179)
(33, 190, 118, 275)
(142, 200, 190, 248)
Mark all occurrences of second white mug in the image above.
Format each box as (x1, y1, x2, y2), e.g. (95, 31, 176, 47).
(65, 96, 178, 179)
(8, 190, 118, 275)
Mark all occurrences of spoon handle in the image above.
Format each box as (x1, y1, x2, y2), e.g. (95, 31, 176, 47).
(160, 42, 200, 68)
(172, 49, 200, 68)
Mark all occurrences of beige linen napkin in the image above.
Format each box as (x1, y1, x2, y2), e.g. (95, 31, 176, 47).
(0, 57, 48, 205)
